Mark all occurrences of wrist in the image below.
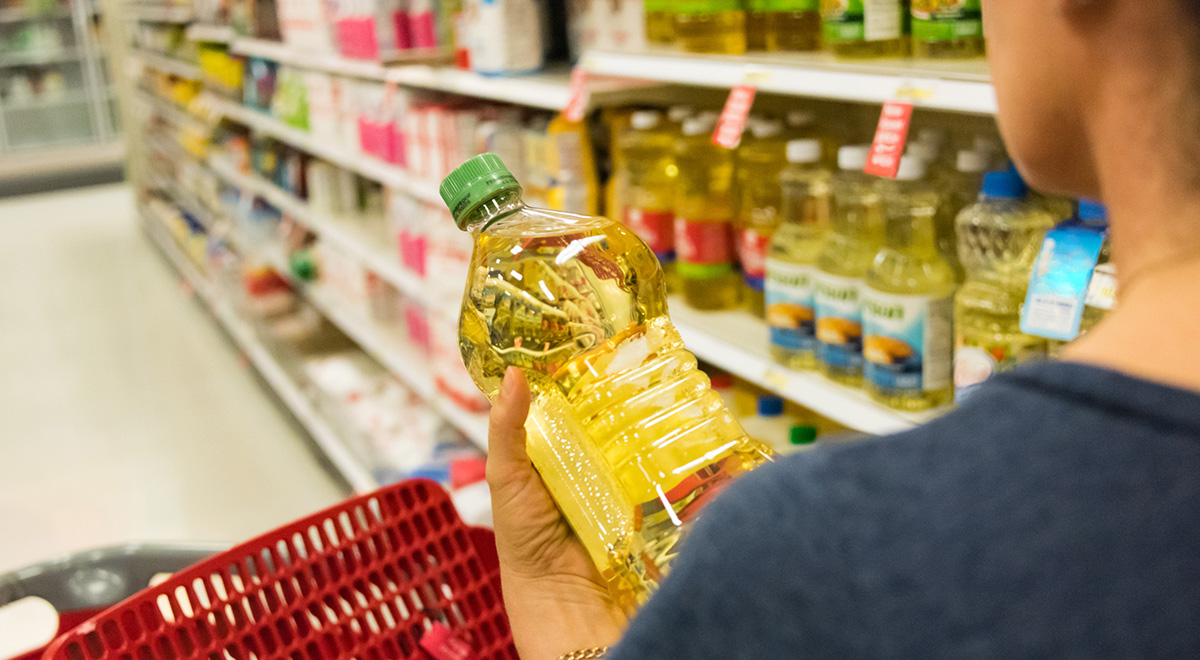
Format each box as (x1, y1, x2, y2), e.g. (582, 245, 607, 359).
(500, 572, 625, 660)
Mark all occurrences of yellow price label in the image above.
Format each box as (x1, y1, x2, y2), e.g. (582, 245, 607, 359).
(764, 367, 789, 390)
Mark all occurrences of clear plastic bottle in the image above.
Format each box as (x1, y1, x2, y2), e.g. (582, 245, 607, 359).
(953, 170, 1055, 402)
(1047, 200, 1114, 356)
(675, 113, 742, 310)
(765, 0, 822, 51)
(645, 0, 676, 43)
(737, 118, 789, 317)
(767, 139, 831, 370)
(674, 0, 747, 54)
(443, 153, 774, 612)
(746, 0, 769, 50)
(933, 149, 988, 281)
(820, 0, 908, 58)
(815, 145, 884, 385)
(863, 157, 957, 411)
(785, 110, 839, 167)
(617, 110, 680, 293)
(911, 0, 985, 59)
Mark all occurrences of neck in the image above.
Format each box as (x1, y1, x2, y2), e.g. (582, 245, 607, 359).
(461, 190, 525, 233)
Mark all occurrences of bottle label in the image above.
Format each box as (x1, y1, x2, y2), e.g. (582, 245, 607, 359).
(674, 0, 743, 15)
(912, 0, 983, 42)
(766, 259, 817, 352)
(814, 272, 863, 369)
(821, 0, 902, 43)
(1084, 263, 1117, 311)
(862, 290, 952, 393)
(954, 336, 1046, 403)
(738, 228, 771, 291)
(677, 217, 735, 279)
(1021, 226, 1105, 341)
(624, 207, 676, 263)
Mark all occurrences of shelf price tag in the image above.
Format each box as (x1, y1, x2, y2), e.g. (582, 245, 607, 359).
(763, 366, 789, 390)
(563, 67, 590, 122)
(863, 100, 913, 179)
(712, 84, 757, 149)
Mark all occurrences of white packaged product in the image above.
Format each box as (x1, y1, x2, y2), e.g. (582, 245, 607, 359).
(466, 0, 545, 75)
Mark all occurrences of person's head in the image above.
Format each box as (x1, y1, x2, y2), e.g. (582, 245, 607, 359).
(984, 0, 1200, 201)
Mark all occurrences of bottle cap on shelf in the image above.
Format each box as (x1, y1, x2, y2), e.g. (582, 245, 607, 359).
(838, 145, 870, 171)
(894, 156, 928, 182)
(786, 139, 822, 164)
(668, 105, 693, 123)
(981, 169, 1028, 200)
(757, 395, 785, 417)
(917, 127, 947, 150)
(956, 149, 988, 174)
(790, 425, 818, 446)
(906, 143, 935, 164)
(630, 110, 662, 131)
(786, 110, 816, 127)
(748, 117, 783, 139)
(682, 114, 717, 136)
(1078, 199, 1108, 222)
(440, 153, 521, 229)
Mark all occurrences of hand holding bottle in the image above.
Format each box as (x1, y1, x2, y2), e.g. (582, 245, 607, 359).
(486, 367, 626, 659)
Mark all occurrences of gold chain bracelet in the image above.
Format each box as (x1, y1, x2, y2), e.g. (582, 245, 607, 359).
(556, 647, 609, 660)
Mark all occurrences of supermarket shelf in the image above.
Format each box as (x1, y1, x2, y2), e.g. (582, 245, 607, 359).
(1, 89, 93, 110)
(140, 206, 380, 492)
(580, 49, 997, 115)
(0, 140, 125, 180)
(669, 297, 943, 435)
(137, 89, 194, 128)
(0, 7, 72, 21)
(127, 3, 194, 23)
(207, 95, 442, 202)
(0, 47, 82, 67)
(186, 23, 234, 43)
(133, 49, 201, 79)
(207, 158, 432, 306)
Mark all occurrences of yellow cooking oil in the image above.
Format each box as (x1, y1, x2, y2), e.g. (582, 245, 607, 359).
(862, 157, 957, 411)
(443, 153, 774, 612)
(645, 0, 676, 44)
(953, 169, 1055, 402)
(911, 0, 985, 59)
(674, 0, 747, 54)
(815, 145, 884, 386)
(746, 0, 769, 50)
(736, 117, 789, 317)
(765, 0, 822, 51)
(675, 113, 742, 310)
(617, 109, 680, 293)
(767, 139, 832, 370)
(820, 0, 908, 58)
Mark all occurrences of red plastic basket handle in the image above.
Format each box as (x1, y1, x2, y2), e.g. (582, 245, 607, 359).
(43, 480, 516, 660)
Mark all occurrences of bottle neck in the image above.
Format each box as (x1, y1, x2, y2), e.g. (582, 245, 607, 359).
(459, 189, 525, 234)
(886, 208, 942, 258)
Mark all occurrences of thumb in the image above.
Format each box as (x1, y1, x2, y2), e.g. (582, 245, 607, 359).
(487, 367, 532, 481)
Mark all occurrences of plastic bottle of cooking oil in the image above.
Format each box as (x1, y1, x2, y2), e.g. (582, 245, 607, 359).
(785, 110, 839, 167)
(1047, 200, 1115, 357)
(765, 0, 822, 51)
(815, 145, 884, 385)
(767, 139, 832, 369)
(746, 0, 769, 50)
(954, 169, 1055, 402)
(737, 117, 788, 316)
(443, 153, 774, 612)
(617, 109, 680, 292)
(676, 113, 742, 310)
(645, 0, 676, 44)
(863, 157, 957, 411)
(820, 0, 908, 58)
(933, 149, 988, 281)
(674, 0, 747, 54)
(911, 0, 985, 59)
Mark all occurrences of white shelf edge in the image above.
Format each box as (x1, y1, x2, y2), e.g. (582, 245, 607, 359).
(140, 205, 379, 492)
(133, 49, 201, 79)
(186, 23, 234, 43)
(128, 3, 194, 23)
(206, 95, 442, 203)
(668, 297, 941, 435)
(580, 49, 998, 115)
(0, 48, 83, 67)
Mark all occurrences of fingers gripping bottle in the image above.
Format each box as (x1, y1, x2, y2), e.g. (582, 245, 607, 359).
(443, 154, 774, 611)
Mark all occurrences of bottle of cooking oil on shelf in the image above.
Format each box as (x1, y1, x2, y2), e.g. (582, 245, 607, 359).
(820, 0, 908, 58)
(767, 139, 832, 370)
(737, 117, 788, 317)
(815, 145, 884, 385)
(674, 0, 747, 54)
(645, 0, 676, 44)
(765, 0, 822, 51)
(444, 153, 774, 612)
(746, 0, 769, 50)
(1047, 200, 1115, 357)
(954, 169, 1055, 402)
(863, 157, 957, 411)
(933, 149, 989, 281)
(617, 109, 680, 292)
(675, 113, 742, 310)
(786, 110, 839, 167)
(911, 0, 985, 59)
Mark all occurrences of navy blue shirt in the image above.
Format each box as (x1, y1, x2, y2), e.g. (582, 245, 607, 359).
(609, 362, 1200, 659)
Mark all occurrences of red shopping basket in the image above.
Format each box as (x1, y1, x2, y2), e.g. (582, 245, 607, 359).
(41, 479, 516, 660)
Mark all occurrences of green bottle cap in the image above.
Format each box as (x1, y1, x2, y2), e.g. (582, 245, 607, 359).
(790, 425, 818, 446)
(439, 153, 521, 229)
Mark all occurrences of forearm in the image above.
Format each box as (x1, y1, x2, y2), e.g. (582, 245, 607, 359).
(501, 572, 626, 660)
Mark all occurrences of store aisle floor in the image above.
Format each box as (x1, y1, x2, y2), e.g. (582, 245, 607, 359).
(0, 184, 347, 573)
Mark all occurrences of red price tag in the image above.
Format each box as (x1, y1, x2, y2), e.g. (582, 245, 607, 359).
(712, 84, 757, 149)
(563, 67, 590, 122)
(863, 101, 914, 178)
(419, 622, 478, 660)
